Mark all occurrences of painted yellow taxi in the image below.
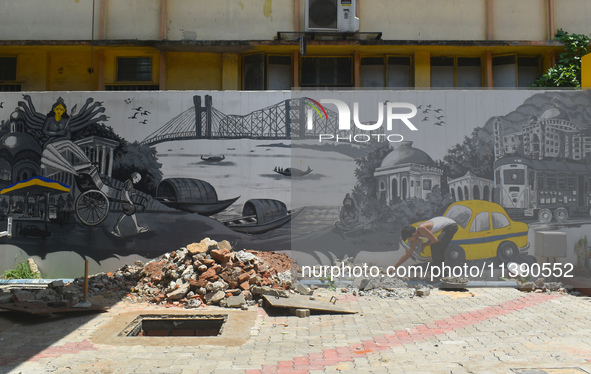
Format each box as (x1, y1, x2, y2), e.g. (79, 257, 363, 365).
(402, 200, 530, 265)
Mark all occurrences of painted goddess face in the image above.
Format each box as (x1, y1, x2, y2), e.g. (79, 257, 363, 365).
(53, 104, 66, 120)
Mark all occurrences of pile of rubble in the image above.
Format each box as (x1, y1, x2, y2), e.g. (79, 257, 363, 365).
(316, 257, 432, 300)
(517, 278, 570, 294)
(74, 238, 298, 309)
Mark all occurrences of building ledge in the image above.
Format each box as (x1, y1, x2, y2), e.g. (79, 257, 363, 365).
(0, 39, 565, 52)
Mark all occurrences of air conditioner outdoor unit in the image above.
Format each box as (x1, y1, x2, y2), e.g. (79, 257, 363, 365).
(305, 0, 359, 33)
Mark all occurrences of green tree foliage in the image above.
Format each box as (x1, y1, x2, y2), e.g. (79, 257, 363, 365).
(531, 29, 591, 88)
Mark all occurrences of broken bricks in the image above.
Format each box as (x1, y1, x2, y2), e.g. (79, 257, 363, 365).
(70, 237, 296, 310)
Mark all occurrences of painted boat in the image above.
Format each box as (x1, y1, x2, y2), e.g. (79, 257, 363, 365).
(155, 178, 238, 216)
(201, 155, 225, 162)
(157, 196, 240, 216)
(273, 167, 312, 177)
(220, 199, 304, 234)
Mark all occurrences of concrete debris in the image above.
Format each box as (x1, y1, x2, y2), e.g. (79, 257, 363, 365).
(274, 270, 292, 287)
(225, 293, 246, 308)
(293, 282, 313, 295)
(67, 238, 297, 309)
(0, 280, 79, 307)
(324, 259, 432, 300)
(27, 258, 41, 278)
(518, 278, 567, 293)
(235, 250, 260, 263)
(416, 288, 431, 297)
(295, 308, 310, 318)
(251, 285, 290, 298)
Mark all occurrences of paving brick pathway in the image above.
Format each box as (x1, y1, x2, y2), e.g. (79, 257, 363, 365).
(1, 288, 590, 373)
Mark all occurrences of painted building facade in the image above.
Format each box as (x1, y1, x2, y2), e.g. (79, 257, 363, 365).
(2, 0, 591, 92)
(374, 141, 442, 203)
(448, 171, 495, 202)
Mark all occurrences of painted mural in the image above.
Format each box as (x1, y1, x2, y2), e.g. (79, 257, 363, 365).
(290, 90, 591, 275)
(0, 90, 590, 278)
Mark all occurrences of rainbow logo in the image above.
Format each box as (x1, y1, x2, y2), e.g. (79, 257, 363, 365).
(304, 97, 328, 123)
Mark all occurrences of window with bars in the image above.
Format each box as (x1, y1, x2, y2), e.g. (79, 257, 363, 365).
(106, 85, 159, 91)
(107, 57, 157, 90)
(300, 57, 352, 87)
(117, 57, 152, 82)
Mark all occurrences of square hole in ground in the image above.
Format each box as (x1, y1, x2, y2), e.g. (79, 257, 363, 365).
(93, 309, 257, 347)
(119, 314, 227, 337)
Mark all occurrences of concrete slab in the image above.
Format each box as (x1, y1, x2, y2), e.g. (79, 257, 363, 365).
(262, 294, 356, 314)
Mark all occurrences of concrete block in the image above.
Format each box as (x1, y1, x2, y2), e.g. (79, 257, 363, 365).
(250, 285, 289, 298)
(12, 290, 34, 302)
(226, 294, 246, 308)
(295, 309, 310, 318)
(416, 288, 430, 297)
(294, 282, 313, 295)
(535, 231, 567, 257)
(49, 280, 64, 288)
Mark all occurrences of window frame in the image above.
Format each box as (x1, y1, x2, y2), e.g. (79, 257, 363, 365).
(241, 52, 265, 90)
(0, 56, 21, 92)
(492, 54, 541, 88)
(241, 53, 294, 90)
(470, 211, 491, 232)
(358, 55, 414, 88)
(387, 55, 413, 88)
(360, 56, 385, 88)
(299, 55, 353, 88)
(107, 56, 158, 91)
(115, 57, 154, 83)
(267, 54, 293, 90)
(430, 56, 483, 88)
(491, 212, 510, 230)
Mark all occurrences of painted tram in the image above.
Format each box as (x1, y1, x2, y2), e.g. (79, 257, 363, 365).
(493, 156, 591, 223)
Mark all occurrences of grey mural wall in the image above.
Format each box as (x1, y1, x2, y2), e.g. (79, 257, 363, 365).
(0, 90, 590, 278)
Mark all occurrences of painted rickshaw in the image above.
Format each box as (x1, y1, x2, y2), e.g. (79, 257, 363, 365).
(40, 140, 145, 226)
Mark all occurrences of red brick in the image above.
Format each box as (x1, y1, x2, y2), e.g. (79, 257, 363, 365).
(238, 272, 250, 284)
(145, 330, 170, 336)
(189, 279, 208, 288)
(199, 268, 217, 280)
(210, 249, 232, 263)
